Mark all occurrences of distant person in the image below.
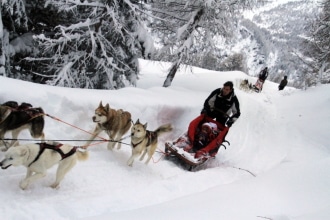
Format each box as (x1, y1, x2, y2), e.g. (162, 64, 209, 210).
(278, 76, 288, 90)
(253, 67, 269, 92)
(259, 67, 269, 81)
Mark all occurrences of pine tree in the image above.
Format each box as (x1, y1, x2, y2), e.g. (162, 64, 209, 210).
(0, 3, 5, 76)
(313, 0, 330, 84)
(28, 0, 155, 89)
(0, 0, 28, 76)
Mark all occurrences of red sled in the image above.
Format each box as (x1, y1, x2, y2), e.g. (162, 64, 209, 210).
(165, 114, 230, 171)
(253, 79, 265, 93)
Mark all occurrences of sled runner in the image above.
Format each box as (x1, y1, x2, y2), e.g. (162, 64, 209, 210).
(165, 115, 230, 171)
(165, 135, 210, 171)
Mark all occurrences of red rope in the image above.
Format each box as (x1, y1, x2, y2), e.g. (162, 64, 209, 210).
(152, 147, 170, 163)
(45, 114, 108, 147)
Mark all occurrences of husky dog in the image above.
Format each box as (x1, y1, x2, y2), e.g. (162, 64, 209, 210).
(128, 119, 173, 166)
(0, 101, 45, 151)
(83, 101, 132, 150)
(239, 79, 252, 92)
(0, 142, 88, 190)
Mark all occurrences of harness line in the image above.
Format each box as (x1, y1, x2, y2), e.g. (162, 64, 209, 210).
(153, 147, 170, 164)
(1, 113, 130, 147)
(46, 114, 104, 139)
(44, 114, 131, 147)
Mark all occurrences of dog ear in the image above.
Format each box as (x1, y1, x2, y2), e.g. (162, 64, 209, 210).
(143, 123, 148, 129)
(105, 103, 110, 111)
(99, 101, 103, 107)
(135, 119, 140, 124)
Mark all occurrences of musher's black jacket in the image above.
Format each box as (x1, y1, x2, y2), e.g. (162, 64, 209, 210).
(203, 88, 241, 125)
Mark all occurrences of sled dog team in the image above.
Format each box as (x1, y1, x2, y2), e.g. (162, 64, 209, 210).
(0, 101, 172, 190)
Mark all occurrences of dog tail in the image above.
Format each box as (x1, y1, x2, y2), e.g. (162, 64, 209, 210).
(76, 150, 89, 161)
(154, 124, 173, 136)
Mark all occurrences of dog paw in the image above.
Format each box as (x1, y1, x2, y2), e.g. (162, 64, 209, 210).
(19, 180, 29, 190)
(50, 183, 60, 189)
(107, 145, 114, 151)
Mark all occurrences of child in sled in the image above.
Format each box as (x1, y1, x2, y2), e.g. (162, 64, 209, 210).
(177, 114, 229, 159)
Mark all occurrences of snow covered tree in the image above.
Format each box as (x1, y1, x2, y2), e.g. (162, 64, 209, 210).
(147, 0, 256, 87)
(28, 0, 155, 89)
(0, 3, 5, 76)
(0, 0, 28, 76)
(237, 1, 320, 88)
(312, 0, 330, 84)
(220, 53, 245, 71)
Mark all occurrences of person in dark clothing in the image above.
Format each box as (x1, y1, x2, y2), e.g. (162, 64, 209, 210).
(180, 81, 240, 159)
(278, 76, 288, 90)
(253, 67, 269, 92)
(259, 67, 269, 81)
(201, 81, 241, 127)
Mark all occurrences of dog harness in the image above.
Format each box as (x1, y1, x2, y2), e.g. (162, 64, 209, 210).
(0, 102, 44, 129)
(131, 131, 157, 148)
(28, 143, 78, 167)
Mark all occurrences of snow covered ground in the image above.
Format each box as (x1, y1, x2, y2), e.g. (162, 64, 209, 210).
(0, 59, 329, 220)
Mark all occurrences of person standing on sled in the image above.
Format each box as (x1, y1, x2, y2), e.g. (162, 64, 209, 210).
(259, 67, 269, 81)
(254, 67, 269, 92)
(185, 81, 241, 158)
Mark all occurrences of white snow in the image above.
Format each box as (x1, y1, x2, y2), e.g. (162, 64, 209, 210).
(0, 59, 329, 220)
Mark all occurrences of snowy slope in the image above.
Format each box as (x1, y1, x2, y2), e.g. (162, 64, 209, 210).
(0, 59, 329, 220)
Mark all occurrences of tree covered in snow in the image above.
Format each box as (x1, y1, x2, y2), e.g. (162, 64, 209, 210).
(1, 0, 62, 81)
(237, 0, 321, 88)
(147, 0, 255, 87)
(0, 0, 28, 76)
(0, 0, 328, 89)
(311, 0, 330, 84)
(25, 0, 155, 89)
(1, 0, 257, 89)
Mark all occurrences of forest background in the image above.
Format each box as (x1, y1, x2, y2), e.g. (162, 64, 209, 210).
(0, 0, 329, 90)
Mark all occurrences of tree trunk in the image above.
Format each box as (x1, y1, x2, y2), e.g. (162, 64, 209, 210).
(162, 8, 204, 87)
(163, 61, 180, 87)
(0, 6, 5, 76)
